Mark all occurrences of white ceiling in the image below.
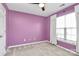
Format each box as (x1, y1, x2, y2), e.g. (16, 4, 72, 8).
(6, 3, 74, 17)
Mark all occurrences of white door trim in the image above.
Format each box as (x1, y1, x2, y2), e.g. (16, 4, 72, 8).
(0, 4, 6, 56)
(75, 5, 79, 53)
(50, 14, 57, 45)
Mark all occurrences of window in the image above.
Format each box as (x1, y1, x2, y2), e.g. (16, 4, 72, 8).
(56, 16, 65, 28)
(65, 13, 76, 28)
(56, 29, 64, 38)
(66, 13, 76, 41)
(56, 16, 65, 39)
(56, 12, 76, 42)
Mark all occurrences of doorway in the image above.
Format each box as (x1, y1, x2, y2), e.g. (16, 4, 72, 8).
(0, 4, 6, 56)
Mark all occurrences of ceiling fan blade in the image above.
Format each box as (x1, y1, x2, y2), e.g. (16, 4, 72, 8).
(29, 3, 45, 11)
(41, 7, 45, 11)
(30, 3, 39, 4)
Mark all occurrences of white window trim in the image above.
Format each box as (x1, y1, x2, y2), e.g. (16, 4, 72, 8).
(56, 12, 76, 45)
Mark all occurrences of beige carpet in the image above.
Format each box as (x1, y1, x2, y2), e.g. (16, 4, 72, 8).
(5, 42, 77, 56)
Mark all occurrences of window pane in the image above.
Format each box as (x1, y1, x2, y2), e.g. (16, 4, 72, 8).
(56, 16, 65, 28)
(67, 29, 72, 35)
(57, 34, 64, 38)
(67, 28, 76, 35)
(71, 29, 76, 35)
(56, 29, 64, 35)
(66, 13, 76, 28)
(67, 35, 76, 41)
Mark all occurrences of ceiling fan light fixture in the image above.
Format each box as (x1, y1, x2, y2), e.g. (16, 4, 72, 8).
(39, 3, 44, 8)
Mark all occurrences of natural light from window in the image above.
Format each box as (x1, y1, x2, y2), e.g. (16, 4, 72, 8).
(56, 12, 76, 42)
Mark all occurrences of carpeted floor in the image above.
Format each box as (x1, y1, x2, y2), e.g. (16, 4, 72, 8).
(5, 42, 77, 56)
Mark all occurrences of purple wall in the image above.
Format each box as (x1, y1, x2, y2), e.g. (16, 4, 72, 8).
(6, 10, 49, 47)
(44, 17, 50, 41)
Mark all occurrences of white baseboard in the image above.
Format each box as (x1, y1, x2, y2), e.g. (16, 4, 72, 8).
(7, 40, 78, 55)
(8, 40, 49, 49)
(0, 49, 6, 56)
(56, 45, 78, 55)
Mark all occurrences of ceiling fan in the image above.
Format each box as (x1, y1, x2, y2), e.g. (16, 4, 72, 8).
(30, 3, 45, 11)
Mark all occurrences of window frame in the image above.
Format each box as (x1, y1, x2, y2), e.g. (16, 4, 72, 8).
(56, 12, 76, 44)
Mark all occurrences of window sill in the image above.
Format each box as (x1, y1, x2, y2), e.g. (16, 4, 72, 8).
(57, 38, 76, 45)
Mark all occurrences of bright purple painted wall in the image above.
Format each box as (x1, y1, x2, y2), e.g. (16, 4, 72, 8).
(44, 17, 50, 41)
(6, 10, 49, 47)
